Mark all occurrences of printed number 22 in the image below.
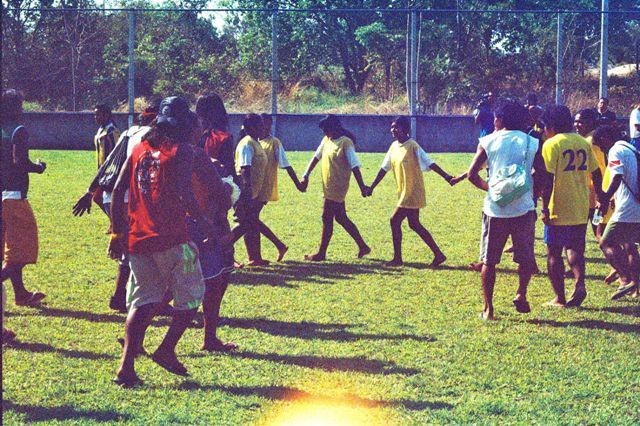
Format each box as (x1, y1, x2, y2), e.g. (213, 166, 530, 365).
(562, 149, 588, 172)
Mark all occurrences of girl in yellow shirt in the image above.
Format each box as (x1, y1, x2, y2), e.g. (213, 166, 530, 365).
(301, 115, 370, 261)
(369, 116, 455, 267)
(256, 114, 305, 262)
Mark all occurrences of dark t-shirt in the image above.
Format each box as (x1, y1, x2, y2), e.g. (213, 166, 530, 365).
(1, 123, 30, 196)
(596, 109, 617, 125)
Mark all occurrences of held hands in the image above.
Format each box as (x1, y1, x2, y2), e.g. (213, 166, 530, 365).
(361, 185, 372, 198)
(540, 209, 550, 225)
(72, 192, 93, 217)
(299, 176, 309, 192)
(448, 174, 466, 186)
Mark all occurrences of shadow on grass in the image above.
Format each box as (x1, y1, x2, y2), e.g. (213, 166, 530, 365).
(2, 400, 130, 422)
(580, 305, 640, 318)
(25, 306, 125, 323)
(527, 318, 639, 335)
(231, 260, 401, 287)
(4, 340, 115, 360)
(176, 382, 453, 411)
(225, 317, 436, 342)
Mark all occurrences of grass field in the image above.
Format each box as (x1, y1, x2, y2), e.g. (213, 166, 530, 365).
(2, 151, 639, 425)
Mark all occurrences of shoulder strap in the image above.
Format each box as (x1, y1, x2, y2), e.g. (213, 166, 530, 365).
(11, 125, 25, 145)
(615, 142, 640, 202)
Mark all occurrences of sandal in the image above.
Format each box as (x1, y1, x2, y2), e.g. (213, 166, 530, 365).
(15, 291, 46, 307)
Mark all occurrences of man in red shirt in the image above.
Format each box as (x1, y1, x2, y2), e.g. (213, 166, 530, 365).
(109, 96, 213, 387)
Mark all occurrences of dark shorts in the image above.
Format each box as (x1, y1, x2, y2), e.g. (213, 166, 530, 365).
(544, 224, 587, 250)
(481, 211, 536, 268)
(601, 221, 640, 245)
(186, 218, 234, 281)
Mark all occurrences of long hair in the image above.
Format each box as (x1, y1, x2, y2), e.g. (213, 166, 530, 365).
(196, 93, 229, 131)
(1, 89, 23, 122)
(318, 114, 356, 144)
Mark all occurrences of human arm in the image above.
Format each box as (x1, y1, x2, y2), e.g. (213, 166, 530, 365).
(449, 173, 468, 186)
(12, 127, 46, 174)
(301, 143, 323, 190)
(429, 164, 453, 184)
(275, 143, 303, 191)
(107, 159, 131, 259)
(466, 144, 489, 191)
(369, 169, 387, 195)
(351, 167, 369, 197)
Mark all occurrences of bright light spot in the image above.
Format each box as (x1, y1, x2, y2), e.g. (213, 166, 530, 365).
(263, 397, 393, 426)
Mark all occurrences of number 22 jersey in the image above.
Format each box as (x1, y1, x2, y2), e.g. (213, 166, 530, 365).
(542, 133, 599, 225)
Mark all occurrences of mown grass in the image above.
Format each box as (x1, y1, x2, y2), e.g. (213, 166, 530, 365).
(2, 151, 639, 425)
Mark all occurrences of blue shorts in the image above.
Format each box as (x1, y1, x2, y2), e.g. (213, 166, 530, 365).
(544, 224, 587, 251)
(186, 218, 234, 281)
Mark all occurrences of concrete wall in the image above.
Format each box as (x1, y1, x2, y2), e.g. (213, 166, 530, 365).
(24, 112, 480, 153)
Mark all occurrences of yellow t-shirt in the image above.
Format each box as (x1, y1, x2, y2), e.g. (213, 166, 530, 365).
(94, 123, 120, 169)
(591, 142, 614, 224)
(320, 136, 355, 203)
(258, 136, 282, 203)
(542, 133, 599, 225)
(235, 135, 268, 200)
(388, 139, 427, 209)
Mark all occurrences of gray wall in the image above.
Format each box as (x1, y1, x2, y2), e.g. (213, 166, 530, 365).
(24, 112, 480, 153)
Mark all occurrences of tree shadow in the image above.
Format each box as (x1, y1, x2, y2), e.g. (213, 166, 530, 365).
(175, 382, 453, 411)
(195, 350, 419, 375)
(231, 260, 401, 287)
(225, 317, 436, 343)
(527, 318, 639, 335)
(4, 340, 115, 360)
(26, 306, 125, 324)
(2, 400, 130, 422)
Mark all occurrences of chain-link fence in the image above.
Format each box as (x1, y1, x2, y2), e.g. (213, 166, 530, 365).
(3, 2, 639, 124)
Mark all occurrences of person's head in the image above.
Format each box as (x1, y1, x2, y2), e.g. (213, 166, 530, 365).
(525, 92, 538, 107)
(574, 108, 597, 136)
(493, 100, 528, 131)
(1, 89, 24, 122)
(241, 113, 262, 139)
(195, 93, 228, 131)
(318, 114, 342, 139)
(486, 91, 496, 105)
(592, 125, 622, 154)
(260, 113, 273, 138)
(94, 103, 112, 126)
(391, 116, 410, 141)
(542, 105, 574, 138)
(597, 97, 609, 112)
(154, 96, 193, 142)
(138, 100, 160, 127)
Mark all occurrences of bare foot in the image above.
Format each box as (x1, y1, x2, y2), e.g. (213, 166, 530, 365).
(151, 349, 189, 376)
(431, 254, 447, 267)
(233, 261, 244, 269)
(543, 299, 567, 308)
(305, 253, 326, 262)
(479, 310, 496, 321)
(277, 246, 289, 262)
(566, 287, 587, 308)
(468, 262, 483, 272)
(385, 259, 403, 267)
(357, 245, 371, 259)
(202, 338, 238, 352)
(604, 269, 619, 285)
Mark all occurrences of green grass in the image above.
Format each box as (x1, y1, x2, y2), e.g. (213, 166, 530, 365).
(2, 151, 639, 425)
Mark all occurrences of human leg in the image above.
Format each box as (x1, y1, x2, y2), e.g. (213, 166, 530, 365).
(388, 208, 409, 265)
(406, 209, 445, 265)
(110, 257, 130, 312)
(333, 201, 370, 257)
(306, 200, 336, 261)
(115, 303, 156, 385)
(202, 275, 236, 351)
(600, 222, 640, 299)
(258, 220, 288, 261)
(510, 211, 537, 312)
(545, 244, 567, 306)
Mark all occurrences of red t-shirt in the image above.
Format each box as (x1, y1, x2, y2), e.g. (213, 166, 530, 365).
(127, 138, 188, 254)
(202, 129, 232, 160)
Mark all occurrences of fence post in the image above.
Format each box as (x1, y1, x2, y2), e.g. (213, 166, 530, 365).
(271, 8, 279, 136)
(128, 9, 135, 127)
(599, 0, 609, 98)
(555, 12, 564, 105)
(410, 9, 417, 139)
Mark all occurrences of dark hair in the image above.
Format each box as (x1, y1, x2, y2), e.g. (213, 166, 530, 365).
(542, 105, 574, 134)
(238, 113, 262, 140)
(576, 108, 597, 125)
(94, 103, 113, 121)
(593, 125, 622, 148)
(138, 101, 160, 126)
(599, 97, 609, 104)
(1, 89, 23, 122)
(525, 92, 538, 106)
(392, 116, 410, 134)
(260, 113, 273, 125)
(196, 93, 229, 131)
(494, 100, 528, 131)
(319, 114, 357, 143)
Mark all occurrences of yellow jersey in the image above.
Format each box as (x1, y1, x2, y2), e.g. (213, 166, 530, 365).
(258, 136, 282, 203)
(387, 139, 427, 209)
(235, 135, 268, 200)
(94, 122, 120, 169)
(320, 136, 357, 203)
(542, 133, 599, 225)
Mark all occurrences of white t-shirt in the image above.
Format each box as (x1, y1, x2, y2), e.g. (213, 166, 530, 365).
(275, 144, 291, 168)
(479, 129, 539, 218)
(312, 140, 361, 169)
(380, 141, 434, 172)
(237, 142, 254, 167)
(630, 108, 640, 139)
(607, 141, 640, 223)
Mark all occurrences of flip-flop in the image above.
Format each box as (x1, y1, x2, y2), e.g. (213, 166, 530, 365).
(112, 375, 143, 388)
(151, 351, 189, 376)
(512, 298, 531, 314)
(15, 292, 46, 307)
(611, 283, 638, 300)
(566, 289, 587, 307)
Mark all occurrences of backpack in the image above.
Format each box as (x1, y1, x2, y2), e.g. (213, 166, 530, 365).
(96, 128, 138, 192)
